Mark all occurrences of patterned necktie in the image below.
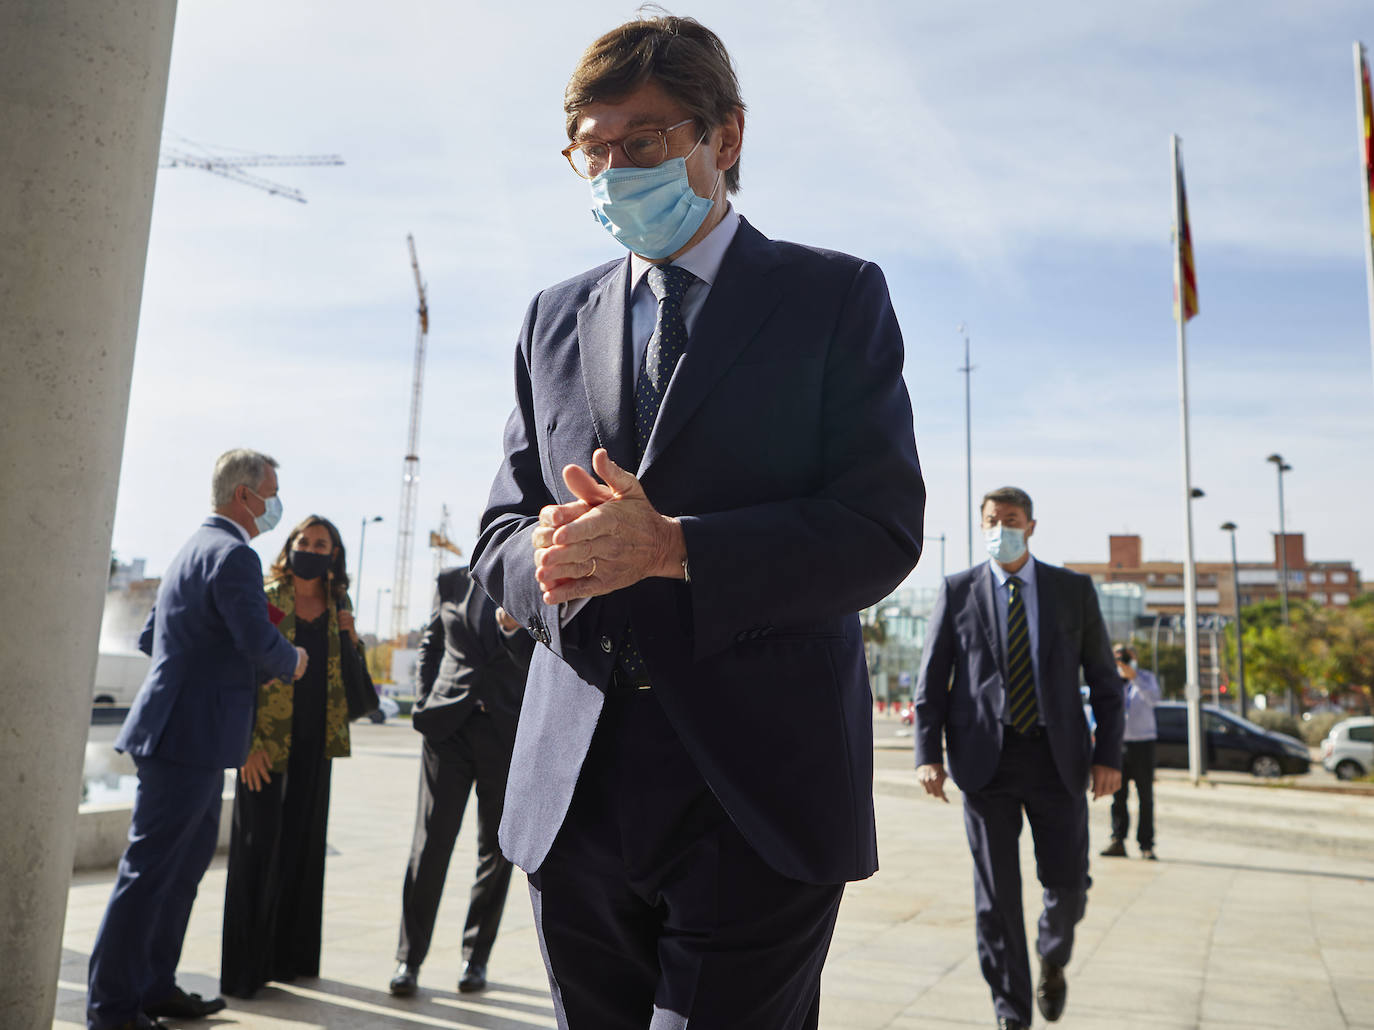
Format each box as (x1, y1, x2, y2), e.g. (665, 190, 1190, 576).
(617, 262, 696, 686)
(633, 263, 696, 461)
(1006, 575, 1039, 733)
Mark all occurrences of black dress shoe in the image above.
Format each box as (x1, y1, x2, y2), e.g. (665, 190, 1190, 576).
(996, 1019, 1029, 1030)
(1141, 847, 1158, 860)
(389, 962, 419, 997)
(1100, 839, 1127, 857)
(143, 985, 227, 1019)
(1037, 958, 1067, 1021)
(458, 961, 487, 993)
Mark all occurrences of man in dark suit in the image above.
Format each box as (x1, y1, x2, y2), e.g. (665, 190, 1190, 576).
(471, 15, 925, 1029)
(388, 566, 534, 998)
(87, 449, 306, 1030)
(914, 487, 1124, 1030)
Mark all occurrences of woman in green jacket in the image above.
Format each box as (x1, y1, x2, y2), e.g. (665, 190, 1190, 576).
(221, 514, 355, 997)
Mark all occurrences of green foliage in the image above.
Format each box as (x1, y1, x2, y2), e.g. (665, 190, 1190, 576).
(1298, 712, 1344, 747)
(1234, 600, 1374, 712)
(1247, 709, 1303, 742)
(1130, 640, 1187, 699)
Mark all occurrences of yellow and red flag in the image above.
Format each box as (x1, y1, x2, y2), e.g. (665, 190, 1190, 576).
(1173, 150, 1199, 323)
(1360, 44, 1373, 241)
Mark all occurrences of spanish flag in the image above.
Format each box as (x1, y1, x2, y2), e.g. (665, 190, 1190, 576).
(1173, 147, 1199, 323)
(1359, 44, 1373, 241)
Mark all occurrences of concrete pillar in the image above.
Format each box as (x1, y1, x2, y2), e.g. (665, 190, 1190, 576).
(0, 3, 177, 1026)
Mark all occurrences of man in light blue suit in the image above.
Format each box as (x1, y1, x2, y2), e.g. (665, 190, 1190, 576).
(87, 449, 306, 1030)
(915, 487, 1123, 1030)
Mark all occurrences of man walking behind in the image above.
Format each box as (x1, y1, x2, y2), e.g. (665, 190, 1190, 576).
(914, 487, 1122, 1030)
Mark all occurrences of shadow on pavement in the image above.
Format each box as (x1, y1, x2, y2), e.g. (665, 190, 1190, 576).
(246, 976, 558, 1029)
(1162, 856, 1374, 883)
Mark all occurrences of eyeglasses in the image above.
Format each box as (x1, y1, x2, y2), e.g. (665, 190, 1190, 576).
(562, 117, 698, 179)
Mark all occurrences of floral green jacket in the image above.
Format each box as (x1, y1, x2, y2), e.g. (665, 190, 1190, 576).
(250, 578, 352, 771)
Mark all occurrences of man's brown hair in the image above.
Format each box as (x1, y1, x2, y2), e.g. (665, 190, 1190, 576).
(980, 486, 1034, 521)
(565, 14, 746, 194)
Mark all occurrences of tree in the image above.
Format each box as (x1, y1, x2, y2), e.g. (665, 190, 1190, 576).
(1241, 622, 1307, 704)
(1308, 605, 1374, 712)
(1131, 639, 1186, 699)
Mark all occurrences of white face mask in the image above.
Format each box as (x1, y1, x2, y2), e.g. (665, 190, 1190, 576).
(244, 488, 283, 534)
(984, 525, 1027, 564)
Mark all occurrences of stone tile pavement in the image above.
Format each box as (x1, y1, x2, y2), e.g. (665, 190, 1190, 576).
(56, 720, 1374, 1028)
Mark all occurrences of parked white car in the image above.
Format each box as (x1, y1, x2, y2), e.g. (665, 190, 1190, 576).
(1320, 716, 1373, 781)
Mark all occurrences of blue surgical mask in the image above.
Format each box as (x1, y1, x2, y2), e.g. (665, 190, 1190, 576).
(245, 488, 283, 534)
(984, 525, 1027, 564)
(588, 138, 721, 259)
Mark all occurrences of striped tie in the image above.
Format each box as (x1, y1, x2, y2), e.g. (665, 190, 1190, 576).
(1006, 575, 1039, 733)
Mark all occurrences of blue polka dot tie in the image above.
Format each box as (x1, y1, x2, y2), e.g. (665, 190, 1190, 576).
(633, 263, 696, 462)
(617, 262, 695, 686)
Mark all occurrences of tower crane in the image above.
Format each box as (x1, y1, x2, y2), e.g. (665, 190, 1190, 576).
(391, 234, 429, 640)
(158, 133, 343, 204)
(430, 504, 463, 583)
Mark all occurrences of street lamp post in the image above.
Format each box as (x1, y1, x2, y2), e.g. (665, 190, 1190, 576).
(1265, 455, 1292, 625)
(1266, 453, 1295, 713)
(958, 324, 975, 568)
(1220, 521, 1247, 720)
(355, 515, 383, 636)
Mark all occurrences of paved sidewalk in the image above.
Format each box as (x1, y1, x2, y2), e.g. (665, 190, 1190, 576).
(58, 720, 1374, 1029)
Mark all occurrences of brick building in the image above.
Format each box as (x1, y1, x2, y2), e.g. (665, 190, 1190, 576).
(1067, 533, 1362, 618)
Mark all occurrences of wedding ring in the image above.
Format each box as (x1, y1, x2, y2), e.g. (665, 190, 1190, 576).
(585, 558, 597, 578)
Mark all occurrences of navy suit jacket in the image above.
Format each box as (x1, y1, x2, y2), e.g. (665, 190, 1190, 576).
(913, 559, 1125, 795)
(411, 566, 534, 744)
(116, 515, 300, 769)
(473, 217, 926, 884)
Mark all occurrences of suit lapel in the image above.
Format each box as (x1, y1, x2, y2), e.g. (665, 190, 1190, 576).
(973, 562, 1003, 678)
(638, 218, 785, 476)
(577, 257, 637, 470)
(1035, 561, 1058, 684)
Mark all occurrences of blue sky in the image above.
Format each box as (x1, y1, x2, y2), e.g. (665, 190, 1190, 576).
(111, 0, 1374, 633)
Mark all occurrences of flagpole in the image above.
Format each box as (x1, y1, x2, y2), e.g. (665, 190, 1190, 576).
(1171, 134, 1204, 787)
(1355, 43, 1374, 397)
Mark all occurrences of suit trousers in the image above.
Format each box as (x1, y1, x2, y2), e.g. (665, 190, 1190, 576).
(1110, 739, 1156, 849)
(87, 757, 224, 1029)
(960, 731, 1090, 1027)
(397, 711, 514, 969)
(528, 688, 844, 1030)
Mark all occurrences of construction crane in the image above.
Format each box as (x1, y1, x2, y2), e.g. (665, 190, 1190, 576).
(391, 234, 429, 641)
(158, 133, 343, 204)
(430, 504, 464, 583)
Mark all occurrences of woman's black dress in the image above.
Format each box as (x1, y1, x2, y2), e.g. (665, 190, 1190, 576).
(221, 611, 334, 998)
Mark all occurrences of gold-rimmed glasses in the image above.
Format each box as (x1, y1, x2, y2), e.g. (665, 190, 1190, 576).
(561, 117, 697, 179)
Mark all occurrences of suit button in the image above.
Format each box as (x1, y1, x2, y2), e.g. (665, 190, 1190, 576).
(600, 636, 614, 653)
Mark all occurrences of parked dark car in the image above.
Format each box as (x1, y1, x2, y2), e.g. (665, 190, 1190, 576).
(1153, 702, 1311, 777)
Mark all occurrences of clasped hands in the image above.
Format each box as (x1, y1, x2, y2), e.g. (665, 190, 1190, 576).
(533, 448, 686, 605)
